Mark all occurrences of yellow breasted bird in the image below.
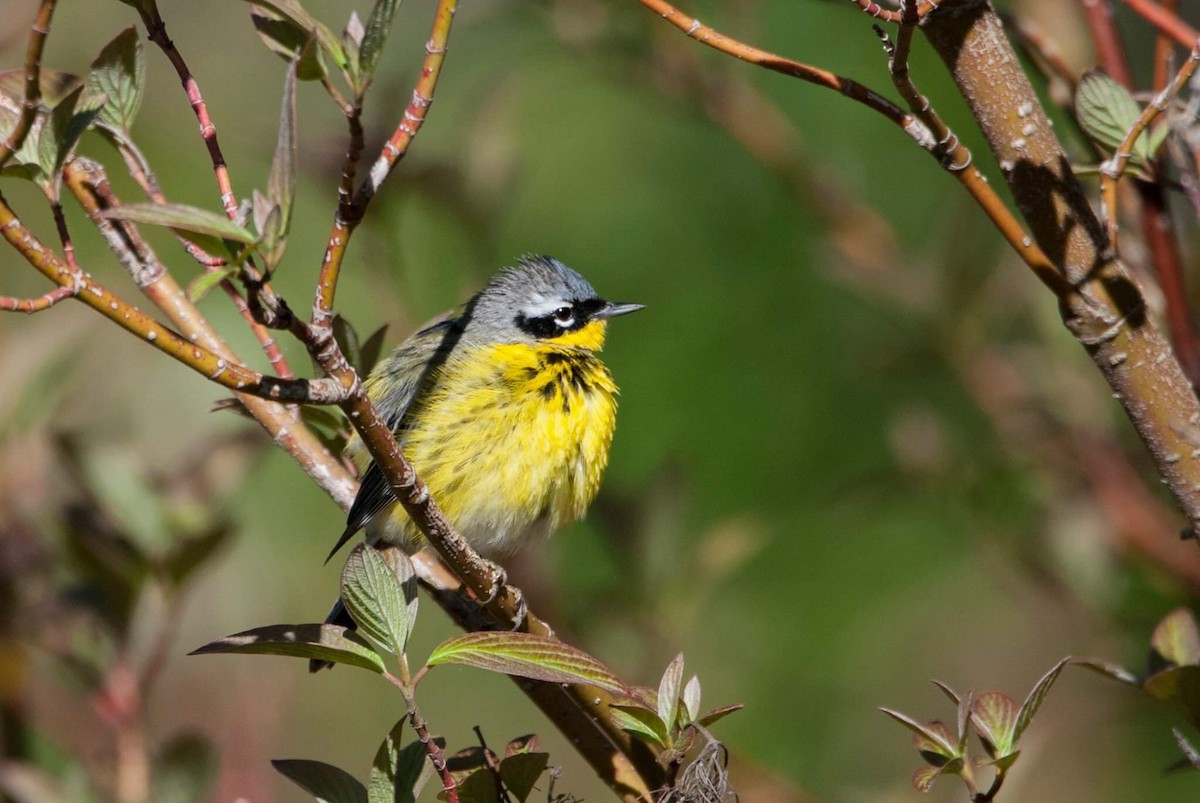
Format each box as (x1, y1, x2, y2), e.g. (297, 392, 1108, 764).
(311, 255, 642, 670)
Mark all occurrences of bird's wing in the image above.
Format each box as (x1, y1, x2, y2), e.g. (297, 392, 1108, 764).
(325, 318, 464, 562)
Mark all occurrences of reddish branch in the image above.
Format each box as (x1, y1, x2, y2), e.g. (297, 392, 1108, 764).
(1125, 0, 1199, 47)
(0, 284, 74, 313)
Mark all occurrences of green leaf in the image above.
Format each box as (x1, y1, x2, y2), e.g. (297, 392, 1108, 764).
(101, 202, 257, 245)
(268, 58, 297, 242)
(879, 708, 957, 758)
(425, 632, 625, 693)
(1144, 666, 1200, 728)
(498, 752, 547, 803)
(189, 623, 385, 673)
(86, 28, 144, 133)
(911, 763, 943, 793)
(272, 759, 368, 803)
(657, 653, 684, 732)
(359, 0, 401, 82)
(38, 85, 104, 177)
(0, 68, 83, 106)
(1075, 69, 1150, 161)
(1152, 608, 1200, 667)
(150, 734, 218, 803)
(250, 7, 326, 81)
(682, 675, 701, 723)
(187, 267, 237, 304)
(240, 0, 347, 70)
(340, 543, 417, 658)
(368, 719, 427, 803)
(1013, 656, 1069, 745)
(609, 707, 667, 746)
(971, 691, 1019, 758)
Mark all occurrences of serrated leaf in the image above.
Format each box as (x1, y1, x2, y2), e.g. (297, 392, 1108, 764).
(189, 623, 385, 673)
(609, 706, 668, 746)
(340, 543, 416, 658)
(368, 719, 427, 803)
(272, 759, 367, 803)
(1013, 656, 1069, 745)
(268, 59, 297, 243)
(658, 653, 684, 732)
(359, 0, 401, 81)
(971, 691, 1019, 758)
(682, 675, 701, 723)
(879, 709, 957, 758)
(426, 632, 625, 693)
(696, 703, 742, 727)
(240, 0, 347, 69)
(498, 752, 547, 803)
(150, 734, 217, 803)
(1152, 608, 1200, 667)
(87, 28, 143, 133)
(102, 202, 256, 244)
(1075, 69, 1150, 161)
(187, 267, 237, 304)
(1071, 657, 1142, 686)
(250, 7, 327, 81)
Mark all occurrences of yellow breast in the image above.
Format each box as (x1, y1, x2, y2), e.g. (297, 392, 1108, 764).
(371, 338, 619, 557)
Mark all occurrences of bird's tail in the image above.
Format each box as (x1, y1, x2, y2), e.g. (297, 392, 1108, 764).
(308, 597, 356, 673)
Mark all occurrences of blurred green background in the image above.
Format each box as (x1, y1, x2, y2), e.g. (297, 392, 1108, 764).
(3, 0, 1200, 801)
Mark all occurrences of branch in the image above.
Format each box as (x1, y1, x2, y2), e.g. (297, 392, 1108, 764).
(0, 284, 74, 313)
(0, 192, 344, 405)
(0, 0, 55, 168)
(638, 0, 1073, 295)
(921, 0, 1200, 532)
(61, 158, 359, 510)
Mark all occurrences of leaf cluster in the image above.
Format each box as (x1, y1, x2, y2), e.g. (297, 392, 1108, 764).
(881, 658, 1069, 797)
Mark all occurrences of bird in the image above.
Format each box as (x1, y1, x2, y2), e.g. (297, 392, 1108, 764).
(311, 255, 642, 671)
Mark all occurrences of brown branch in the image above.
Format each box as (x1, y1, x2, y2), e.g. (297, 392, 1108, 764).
(921, 0, 1200, 532)
(61, 159, 359, 510)
(0, 0, 54, 168)
(639, 0, 1073, 295)
(0, 192, 344, 405)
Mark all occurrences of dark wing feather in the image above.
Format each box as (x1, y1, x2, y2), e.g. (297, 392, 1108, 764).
(325, 318, 465, 563)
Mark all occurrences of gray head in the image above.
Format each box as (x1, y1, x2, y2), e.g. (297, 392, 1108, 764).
(463, 255, 643, 346)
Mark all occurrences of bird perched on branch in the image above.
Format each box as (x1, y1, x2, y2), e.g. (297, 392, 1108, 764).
(311, 255, 642, 671)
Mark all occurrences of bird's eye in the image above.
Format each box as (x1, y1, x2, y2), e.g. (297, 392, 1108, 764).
(554, 306, 573, 323)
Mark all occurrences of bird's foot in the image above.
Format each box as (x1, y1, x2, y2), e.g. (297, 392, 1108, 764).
(479, 559, 527, 630)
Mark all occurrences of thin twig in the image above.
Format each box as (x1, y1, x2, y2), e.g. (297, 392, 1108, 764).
(0, 284, 74, 313)
(0, 0, 55, 168)
(0, 192, 345, 405)
(1098, 45, 1200, 250)
(1082, 0, 1134, 86)
(640, 0, 1073, 298)
(62, 160, 358, 509)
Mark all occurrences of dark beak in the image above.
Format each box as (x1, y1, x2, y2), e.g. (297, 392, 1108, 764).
(594, 301, 645, 320)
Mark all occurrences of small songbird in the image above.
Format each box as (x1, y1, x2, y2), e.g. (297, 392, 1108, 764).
(311, 255, 642, 670)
